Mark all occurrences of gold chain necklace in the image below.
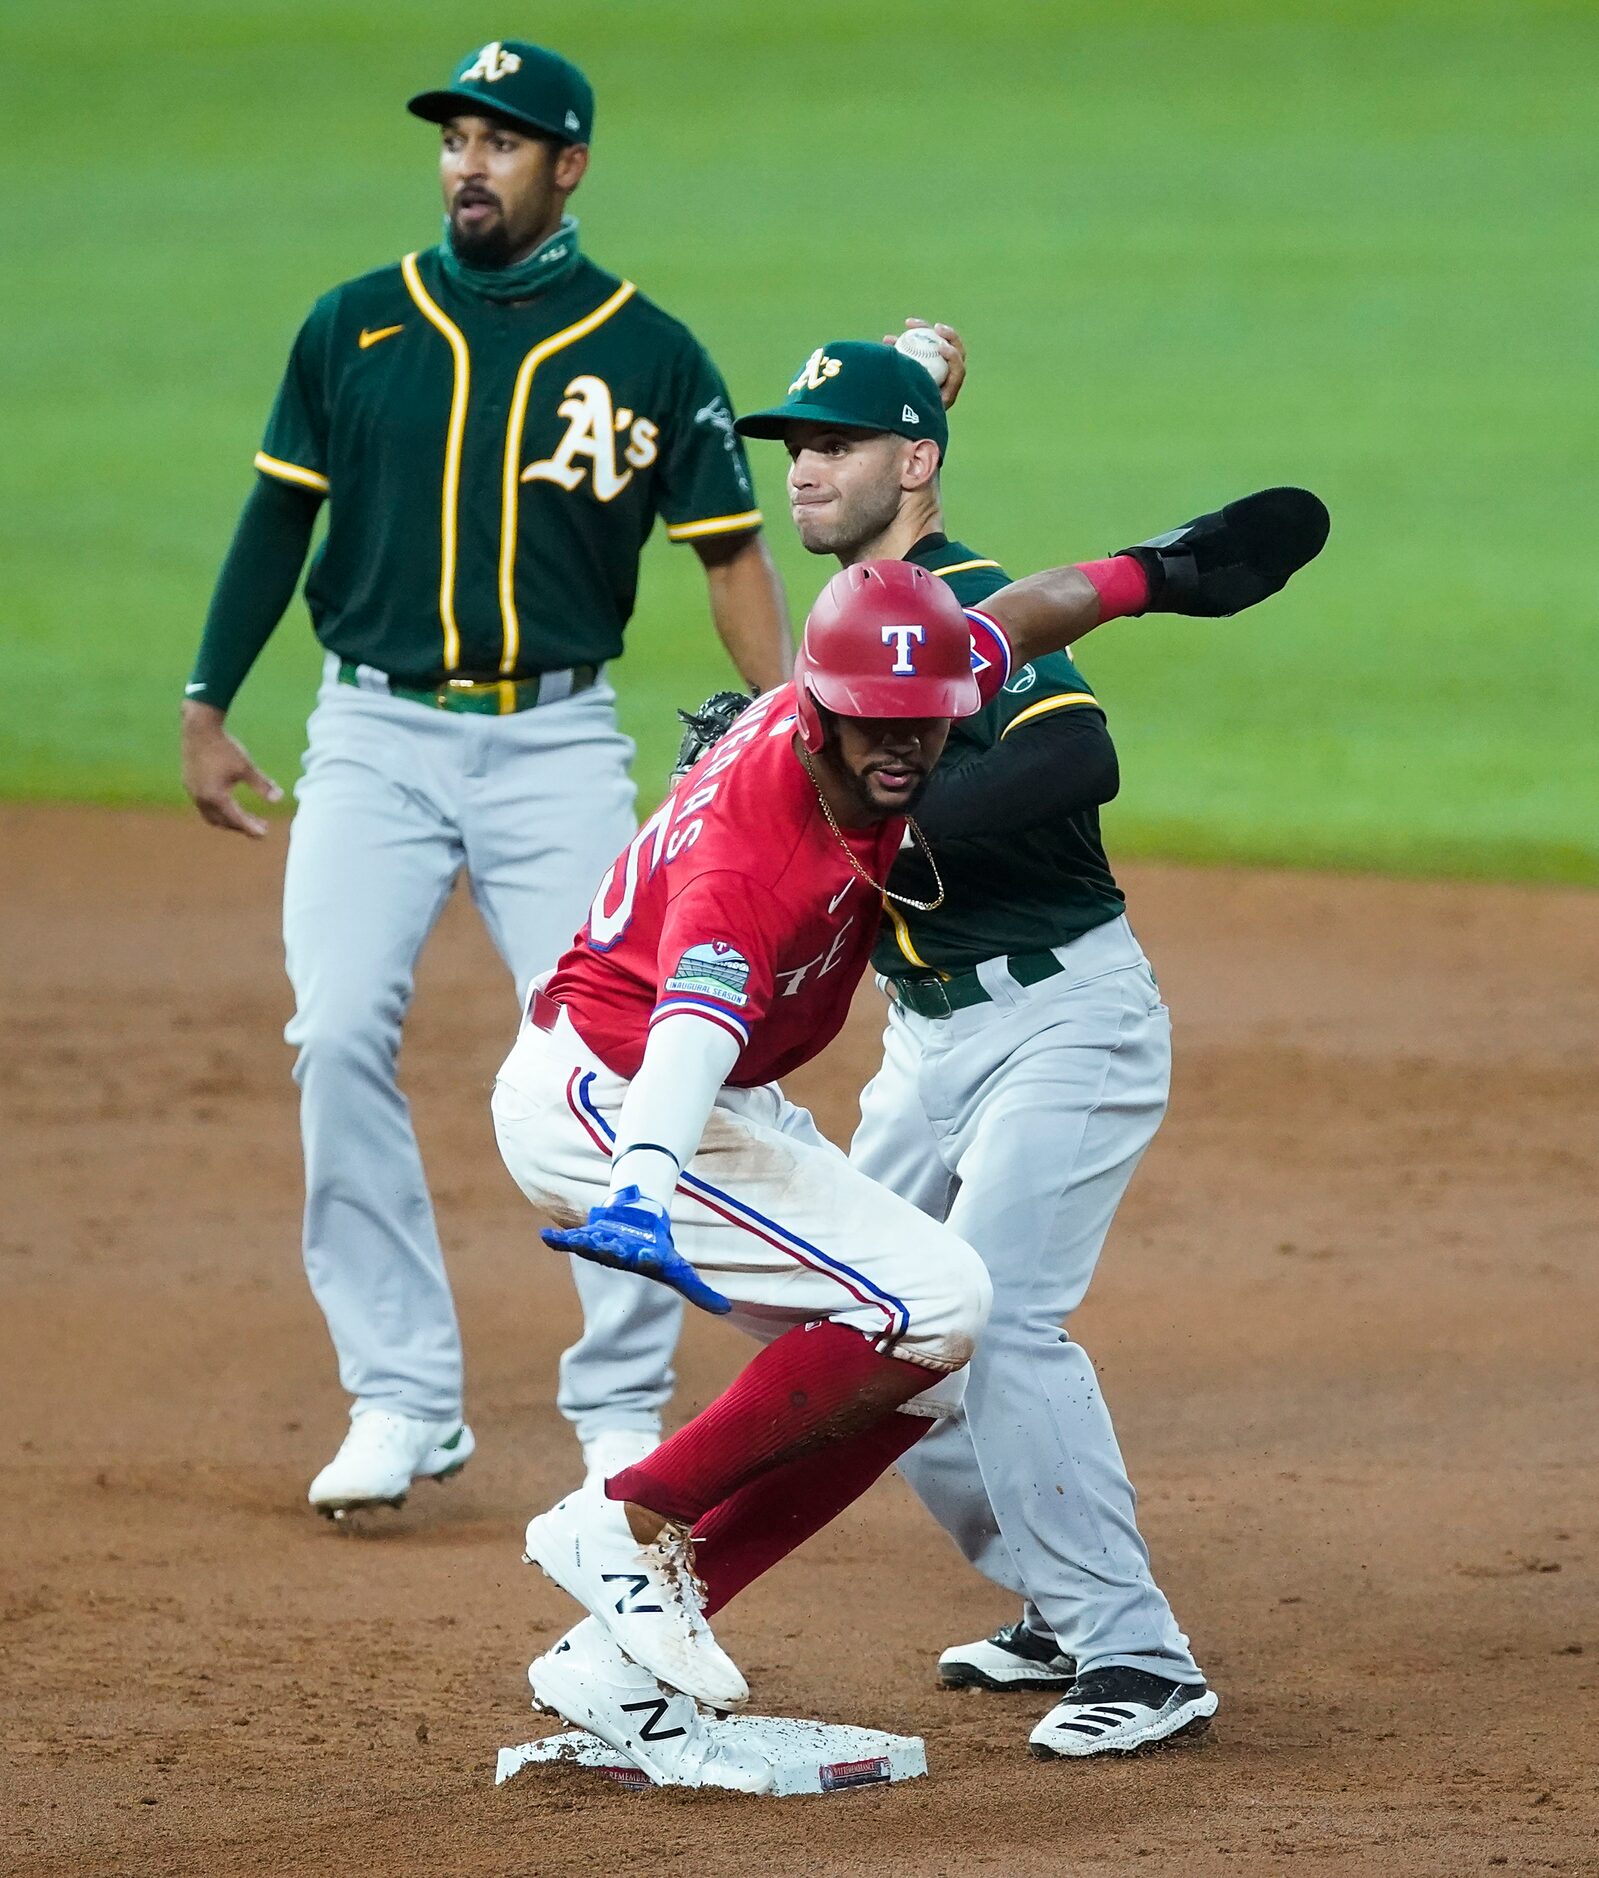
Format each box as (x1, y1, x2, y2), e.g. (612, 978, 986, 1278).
(801, 749, 945, 912)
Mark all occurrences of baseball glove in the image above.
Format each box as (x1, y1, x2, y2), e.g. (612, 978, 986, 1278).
(1118, 486, 1330, 617)
(671, 689, 756, 784)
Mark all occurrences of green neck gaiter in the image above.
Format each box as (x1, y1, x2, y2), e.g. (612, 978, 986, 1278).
(438, 214, 582, 303)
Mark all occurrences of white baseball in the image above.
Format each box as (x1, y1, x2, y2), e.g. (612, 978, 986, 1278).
(894, 327, 949, 387)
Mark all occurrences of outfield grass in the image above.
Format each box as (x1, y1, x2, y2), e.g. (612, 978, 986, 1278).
(3, 0, 1594, 882)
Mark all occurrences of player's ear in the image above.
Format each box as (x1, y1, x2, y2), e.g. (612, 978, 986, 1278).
(554, 142, 589, 195)
(901, 437, 941, 493)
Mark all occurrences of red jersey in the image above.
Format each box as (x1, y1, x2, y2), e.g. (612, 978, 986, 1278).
(546, 610, 1011, 1087)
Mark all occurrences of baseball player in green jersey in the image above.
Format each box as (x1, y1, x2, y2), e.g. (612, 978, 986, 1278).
(181, 40, 790, 1519)
(733, 340, 1328, 1757)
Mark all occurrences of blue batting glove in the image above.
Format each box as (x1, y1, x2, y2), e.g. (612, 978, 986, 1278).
(542, 1186, 733, 1316)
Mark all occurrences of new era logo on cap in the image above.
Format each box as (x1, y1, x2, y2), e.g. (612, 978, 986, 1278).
(565, 109, 580, 131)
(901, 404, 919, 424)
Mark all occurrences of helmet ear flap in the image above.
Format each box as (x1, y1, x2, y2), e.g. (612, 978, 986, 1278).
(795, 676, 824, 752)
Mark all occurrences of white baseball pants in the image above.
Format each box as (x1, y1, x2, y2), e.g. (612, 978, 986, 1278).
(851, 915, 1203, 1682)
(283, 660, 684, 1439)
(492, 1005, 992, 1380)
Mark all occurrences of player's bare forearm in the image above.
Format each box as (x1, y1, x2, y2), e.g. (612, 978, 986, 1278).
(978, 567, 1104, 669)
(696, 531, 793, 692)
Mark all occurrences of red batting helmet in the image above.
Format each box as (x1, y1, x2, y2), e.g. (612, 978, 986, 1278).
(793, 560, 980, 752)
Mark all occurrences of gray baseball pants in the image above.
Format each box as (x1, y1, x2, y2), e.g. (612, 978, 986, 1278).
(850, 914, 1202, 1682)
(282, 660, 684, 1439)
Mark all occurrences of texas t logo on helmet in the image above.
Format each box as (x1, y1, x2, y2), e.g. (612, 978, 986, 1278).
(881, 625, 925, 674)
(792, 561, 979, 751)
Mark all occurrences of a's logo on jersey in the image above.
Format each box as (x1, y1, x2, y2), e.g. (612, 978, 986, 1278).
(881, 624, 925, 674)
(666, 941, 752, 1007)
(694, 395, 752, 497)
(694, 395, 735, 441)
(789, 348, 843, 394)
(462, 41, 522, 84)
(1003, 663, 1038, 695)
(522, 375, 659, 500)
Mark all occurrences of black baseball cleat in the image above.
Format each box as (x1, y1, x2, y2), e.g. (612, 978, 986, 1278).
(1029, 1666, 1219, 1758)
(938, 1619, 1077, 1692)
(1118, 485, 1330, 617)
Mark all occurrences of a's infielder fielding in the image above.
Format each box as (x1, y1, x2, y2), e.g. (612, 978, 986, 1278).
(493, 493, 1325, 1786)
(180, 40, 788, 1514)
(730, 342, 1326, 1755)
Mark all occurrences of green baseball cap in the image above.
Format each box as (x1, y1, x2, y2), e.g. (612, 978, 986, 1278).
(408, 40, 594, 144)
(735, 341, 949, 456)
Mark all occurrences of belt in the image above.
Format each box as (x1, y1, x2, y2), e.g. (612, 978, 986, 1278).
(338, 660, 599, 716)
(528, 988, 562, 1033)
(886, 947, 1069, 1020)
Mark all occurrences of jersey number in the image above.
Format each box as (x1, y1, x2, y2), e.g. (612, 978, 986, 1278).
(587, 803, 669, 950)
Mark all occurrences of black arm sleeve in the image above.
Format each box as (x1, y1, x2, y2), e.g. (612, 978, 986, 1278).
(185, 475, 322, 710)
(913, 705, 1119, 844)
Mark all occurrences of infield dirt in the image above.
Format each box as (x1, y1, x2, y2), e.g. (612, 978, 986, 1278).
(4, 807, 1596, 1877)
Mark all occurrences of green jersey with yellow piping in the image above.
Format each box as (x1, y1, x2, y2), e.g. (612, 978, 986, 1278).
(873, 535, 1125, 982)
(247, 247, 759, 684)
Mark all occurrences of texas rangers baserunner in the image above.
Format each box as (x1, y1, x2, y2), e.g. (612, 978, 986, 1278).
(494, 478, 1323, 1786)
(179, 39, 789, 1517)
(732, 337, 1329, 1756)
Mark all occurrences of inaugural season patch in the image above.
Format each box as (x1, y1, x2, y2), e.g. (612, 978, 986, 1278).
(666, 940, 752, 1006)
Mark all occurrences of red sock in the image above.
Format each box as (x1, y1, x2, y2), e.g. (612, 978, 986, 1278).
(1075, 555, 1149, 621)
(608, 1321, 939, 1526)
(691, 1408, 930, 1616)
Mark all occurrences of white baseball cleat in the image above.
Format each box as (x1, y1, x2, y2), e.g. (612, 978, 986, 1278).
(308, 1409, 474, 1518)
(522, 1485, 748, 1711)
(938, 1619, 1077, 1691)
(581, 1427, 659, 1492)
(530, 1618, 774, 1793)
(1029, 1667, 1219, 1759)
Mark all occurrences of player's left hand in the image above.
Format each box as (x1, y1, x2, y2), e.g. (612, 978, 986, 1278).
(542, 1187, 733, 1315)
(884, 318, 967, 410)
(1117, 487, 1331, 618)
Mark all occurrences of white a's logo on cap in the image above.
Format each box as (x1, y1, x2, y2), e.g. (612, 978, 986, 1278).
(882, 624, 925, 674)
(789, 348, 843, 395)
(463, 41, 522, 83)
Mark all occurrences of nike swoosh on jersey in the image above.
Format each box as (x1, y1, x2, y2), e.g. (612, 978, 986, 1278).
(184, 681, 207, 694)
(358, 324, 405, 349)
